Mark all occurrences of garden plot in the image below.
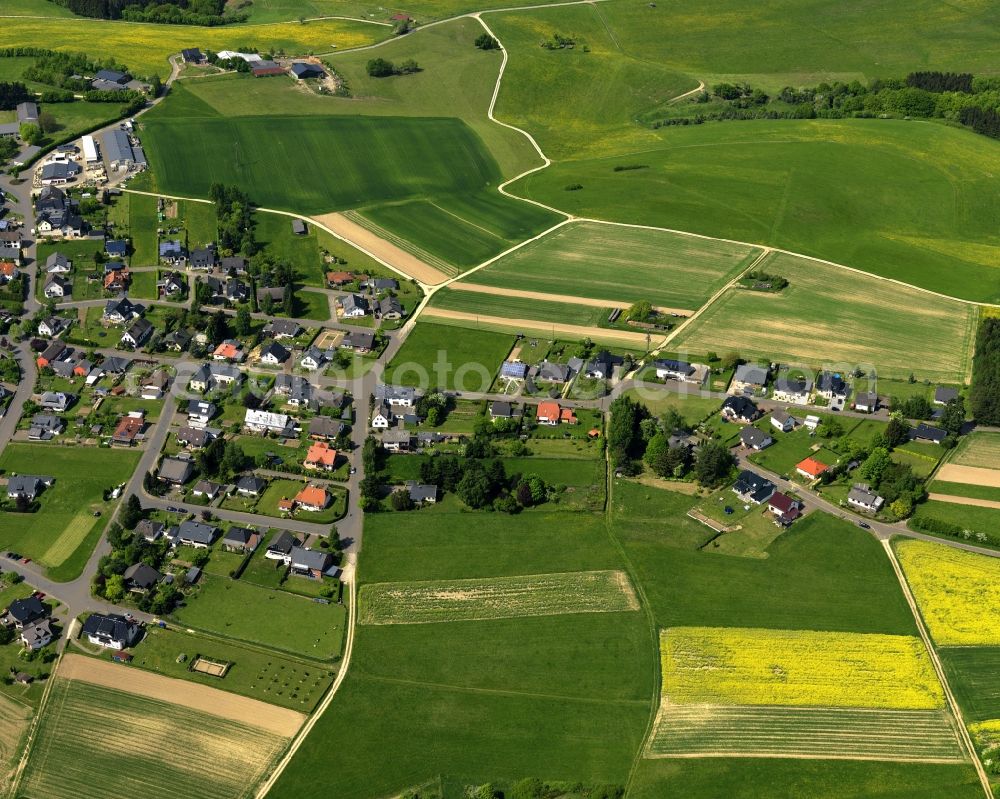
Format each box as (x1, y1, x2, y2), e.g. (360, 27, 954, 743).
(359, 570, 639, 625)
(19, 676, 291, 799)
(950, 433, 1000, 470)
(648, 626, 962, 763)
(896, 540, 1000, 646)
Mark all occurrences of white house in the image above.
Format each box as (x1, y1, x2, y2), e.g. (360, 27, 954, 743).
(770, 410, 795, 433)
(848, 485, 884, 513)
(244, 408, 294, 435)
(371, 403, 392, 429)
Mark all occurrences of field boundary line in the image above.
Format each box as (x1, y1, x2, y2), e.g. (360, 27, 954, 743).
(644, 751, 967, 764)
(882, 539, 993, 798)
(447, 281, 695, 314)
(255, 574, 357, 798)
(927, 493, 1000, 510)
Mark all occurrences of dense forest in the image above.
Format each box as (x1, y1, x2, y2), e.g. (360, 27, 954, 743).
(651, 71, 1000, 140)
(46, 0, 243, 25)
(971, 318, 1000, 425)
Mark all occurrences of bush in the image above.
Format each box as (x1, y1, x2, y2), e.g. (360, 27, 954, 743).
(475, 33, 499, 50)
(366, 58, 396, 78)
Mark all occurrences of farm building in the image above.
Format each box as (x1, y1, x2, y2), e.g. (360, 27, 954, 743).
(102, 129, 145, 171)
(251, 60, 286, 77)
(291, 62, 326, 80)
(82, 135, 100, 164)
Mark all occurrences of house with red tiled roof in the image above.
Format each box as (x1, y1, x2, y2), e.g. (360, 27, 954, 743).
(0, 261, 19, 283)
(536, 401, 561, 426)
(795, 457, 829, 480)
(326, 270, 354, 286)
(213, 340, 243, 362)
(304, 441, 338, 472)
(294, 485, 330, 511)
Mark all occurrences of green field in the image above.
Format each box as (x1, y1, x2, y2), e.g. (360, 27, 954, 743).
(911, 500, 1000, 544)
(463, 220, 760, 310)
(951, 432, 1000, 469)
(171, 575, 347, 659)
(386, 321, 514, 390)
(0, 445, 140, 580)
(19, 679, 288, 799)
(428, 286, 607, 327)
(359, 570, 637, 624)
(941, 647, 1000, 724)
(128, 192, 159, 266)
(928, 481, 1000, 503)
(517, 120, 1000, 302)
(126, 625, 335, 711)
(3, 17, 386, 76)
(673, 252, 977, 382)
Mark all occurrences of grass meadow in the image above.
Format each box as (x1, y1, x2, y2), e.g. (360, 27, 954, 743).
(428, 286, 607, 327)
(951, 432, 1000, 470)
(464, 221, 760, 310)
(910, 500, 1000, 544)
(518, 120, 1000, 302)
(896, 539, 1000, 646)
(941, 647, 1000, 724)
(386, 321, 514, 390)
(673, 252, 976, 382)
(20, 679, 287, 799)
(0, 445, 140, 580)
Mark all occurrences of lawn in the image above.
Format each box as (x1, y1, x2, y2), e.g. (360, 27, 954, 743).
(125, 625, 335, 712)
(256, 479, 346, 524)
(463, 220, 759, 310)
(385, 321, 514, 391)
(896, 539, 1000, 646)
(19, 678, 288, 799)
(673, 252, 977, 382)
(928, 481, 1000, 503)
(256, 210, 326, 287)
(359, 570, 637, 625)
(910, 500, 1000, 545)
(3, 17, 387, 77)
(128, 270, 158, 300)
(517, 120, 1000, 303)
(0, 444, 140, 580)
(624, 387, 720, 427)
(127, 191, 159, 266)
(171, 575, 347, 659)
(289, 289, 330, 322)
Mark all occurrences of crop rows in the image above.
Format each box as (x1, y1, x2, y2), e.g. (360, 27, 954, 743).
(647, 703, 965, 762)
(896, 540, 1000, 646)
(359, 570, 639, 625)
(952, 433, 1000, 470)
(661, 627, 944, 710)
(20, 680, 286, 799)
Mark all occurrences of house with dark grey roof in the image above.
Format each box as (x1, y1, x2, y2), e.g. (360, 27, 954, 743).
(3, 596, 47, 629)
(266, 318, 301, 339)
(378, 296, 404, 319)
(120, 317, 153, 348)
(136, 519, 165, 542)
(772, 374, 813, 405)
(848, 484, 884, 513)
(536, 360, 573, 383)
(288, 546, 334, 578)
(407, 481, 438, 504)
(189, 247, 215, 270)
(300, 346, 326, 371)
(721, 395, 759, 424)
(45, 252, 71, 273)
(81, 612, 141, 650)
(585, 350, 624, 380)
(175, 520, 218, 549)
(770, 409, 795, 432)
(265, 530, 299, 561)
(934, 387, 959, 406)
(816, 371, 848, 399)
(259, 341, 290, 366)
(730, 364, 770, 395)
(20, 618, 54, 651)
(28, 414, 64, 440)
(236, 475, 267, 497)
(740, 425, 773, 451)
(339, 293, 369, 318)
(854, 391, 878, 413)
(192, 479, 221, 499)
(176, 426, 212, 449)
(340, 330, 375, 352)
(123, 563, 161, 592)
(732, 470, 776, 504)
(222, 526, 261, 553)
(157, 456, 194, 485)
(43, 273, 70, 298)
(103, 296, 141, 324)
(158, 240, 186, 265)
(6, 475, 53, 501)
(500, 361, 528, 380)
(490, 400, 514, 419)
(911, 423, 947, 444)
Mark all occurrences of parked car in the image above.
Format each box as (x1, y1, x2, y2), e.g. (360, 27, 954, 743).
(857, 522, 871, 529)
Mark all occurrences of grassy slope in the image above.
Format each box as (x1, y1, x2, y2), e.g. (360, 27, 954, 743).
(386, 320, 514, 390)
(673, 252, 976, 382)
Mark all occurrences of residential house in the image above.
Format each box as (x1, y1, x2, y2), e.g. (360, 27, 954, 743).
(39, 162, 81, 186)
(259, 341, 290, 366)
(189, 247, 215, 270)
(740, 426, 773, 451)
(340, 294, 369, 318)
(105, 240, 128, 259)
(267, 319, 301, 339)
(39, 316, 72, 339)
(28, 414, 63, 441)
(732, 470, 776, 504)
(103, 264, 130, 292)
(103, 296, 141, 324)
(371, 403, 392, 429)
(796, 457, 830, 480)
(721, 395, 759, 424)
(654, 359, 701, 384)
(3, 596, 47, 629)
(189, 363, 242, 393)
(374, 385, 416, 408)
(767, 492, 802, 526)
(186, 400, 216, 429)
(140, 370, 170, 400)
(159, 272, 186, 297)
(136, 519, 165, 542)
(934, 387, 959, 406)
(327, 271, 354, 287)
(93, 68, 131, 86)
(163, 329, 192, 352)
(288, 546, 334, 579)
(854, 392, 878, 414)
(45, 252, 71, 273)
(363, 277, 399, 292)
(123, 563, 161, 593)
(378, 296, 404, 320)
(911, 423, 947, 444)
(111, 412, 144, 446)
(266, 531, 300, 561)
(380, 427, 412, 452)
(536, 401, 562, 426)
(256, 286, 284, 305)
(730, 364, 770, 395)
(490, 400, 514, 420)
(192, 480, 220, 500)
(157, 456, 194, 485)
(294, 485, 330, 512)
(771, 374, 813, 405)
(222, 526, 261, 553)
(43, 275, 71, 299)
(236, 475, 267, 497)
(770, 409, 795, 432)
(213, 340, 243, 362)
(220, 255, 247, 274)
(816, 372, 848, 400)
(224, 279, 248, 303)
(584, 350, 624, 380)
(309, 416, 344, 441)
(341, 330, 375, 353)
(848, 484, 884, 513)
(101, 356, 131, 374)
(20, 619, 54, 651)
(39, 391, 71, 412)
(174, 520, 218, 548)
(244, 408, 295, 436)
(0, 261, 20, 284)
(181, 48, 205, 63)
(120, 317, 153, 348)
(158, 240, 186, 265)
(36, 340, 67, 368)
(300, 347, 326, 371)
(500, 361, 528, 380)
(407, 481, 438, 504)
(536, 360, 573, 383)
(304, 441, 338, 471)
(81, 613, 141, 650)
(176, 426, 211, 449)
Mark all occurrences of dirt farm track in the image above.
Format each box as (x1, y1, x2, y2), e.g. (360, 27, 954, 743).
(58, 654, 305, 737)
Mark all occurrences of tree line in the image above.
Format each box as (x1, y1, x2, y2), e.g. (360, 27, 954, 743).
(971, 317, 1000, 425)
(46, 0, 242, 25)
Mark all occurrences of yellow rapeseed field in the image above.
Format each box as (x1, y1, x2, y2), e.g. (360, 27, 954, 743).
(896, 540, 1000, 646)
(661, 626, 944, 710)
(3, 18, 386, 76)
